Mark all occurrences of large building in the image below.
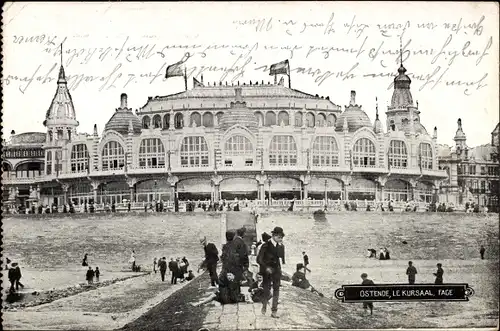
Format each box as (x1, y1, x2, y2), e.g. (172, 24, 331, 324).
(3, 60, 454, 211)
(438, 122, 499, 212)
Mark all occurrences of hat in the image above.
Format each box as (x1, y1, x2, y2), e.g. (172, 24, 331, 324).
(296, 263, 304, 270)
(271, 226, 285, 237)
(11, 262, 18, 267)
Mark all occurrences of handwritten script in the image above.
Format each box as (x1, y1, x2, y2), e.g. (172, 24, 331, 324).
(3, 12, 494, 96)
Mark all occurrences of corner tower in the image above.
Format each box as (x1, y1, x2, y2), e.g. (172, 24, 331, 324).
(385, 40, 423, 134)
(43, 44, 79, 176)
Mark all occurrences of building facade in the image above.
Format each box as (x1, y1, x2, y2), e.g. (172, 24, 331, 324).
(2, 61, 452, 211)
(438, 122, 499, 212)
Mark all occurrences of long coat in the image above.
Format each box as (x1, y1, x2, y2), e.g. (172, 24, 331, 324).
(256, 240, 282, 276)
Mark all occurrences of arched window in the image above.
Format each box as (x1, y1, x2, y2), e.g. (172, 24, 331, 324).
(203, 112, 214, 127)
(163, 114, 170, 130)
(142, 116, 151, 129)
(388, 140, 408, 168)
(352, 138, 376, 167)
(269, 136, 297, 166)
(306, 113, 315, 127)
(327, 114, 336, 127)
(139, 138, 166, 168)
(191, 112, 201, 127)
(316, 113, 326, 127)
(277, 111, 289, 126)
(46, 151, 52, 175)
(152, 115, 162, 128)
(255, 112, 264, 126)
(225, 135, 253, 156)
(174, 113, 184, 129)
(265, 111, 276, 126)
(295, 111, 303, 127)
(180, 136, 209, 167)
(312, 136, 339, 166)
(419, 143, 433, 170)
(102, 141, 125, 171)
(71, 144, 89, 173)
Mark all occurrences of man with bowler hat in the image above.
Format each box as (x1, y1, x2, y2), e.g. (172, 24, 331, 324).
(257, 226, 285, 318)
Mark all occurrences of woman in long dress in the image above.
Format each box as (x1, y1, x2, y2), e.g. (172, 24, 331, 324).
(129, 250, 136, 271)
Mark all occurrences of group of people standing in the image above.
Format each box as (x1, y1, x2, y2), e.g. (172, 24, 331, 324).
(153, 256, 194, 284)
(82, 253, 100, 284)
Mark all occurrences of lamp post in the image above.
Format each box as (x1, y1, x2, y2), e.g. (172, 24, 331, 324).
(324, 179, 328, 205)
(268, 179, 272, 206)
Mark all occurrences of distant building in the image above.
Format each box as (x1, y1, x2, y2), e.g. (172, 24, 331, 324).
(2, 58, 451, 212)
(438, 121, 499, 211)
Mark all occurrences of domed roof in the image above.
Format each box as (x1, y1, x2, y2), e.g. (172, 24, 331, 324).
(395, 66, 411, 82)
(9, 132, 46, 145)
(104, 109, 142, 135)
(219, 88, 259, 131)
(335, 106, 372, 132)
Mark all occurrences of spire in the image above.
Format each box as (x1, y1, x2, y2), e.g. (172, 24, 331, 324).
(93, 124, 98, 136)
(375, 97, 379, 119)
(373, 97, 383, 134)
(57, 42, 67, 84)
(433, 126, 437, 140)
(44, 40, 78, 128)
(399, 34, 403, 68)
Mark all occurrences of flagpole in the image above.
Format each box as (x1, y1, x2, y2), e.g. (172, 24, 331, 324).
(184, 67, 188, 91)
(274, 74, 277, 85)
(288, 61, 291, 88)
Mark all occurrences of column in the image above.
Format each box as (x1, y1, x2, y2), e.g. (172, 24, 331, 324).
(267, 179, 272, 204)
(211, 175, 222, 202)
(127, 178, 137, 202)
(324, 180, 328, 204)
(343, 183, 349, 201)
(255, 174, 267, 202)
(91, 180, 100, 203)
(303, 183, 309, 200)
(380, 185, 385, 201)
(300, 174, 311, 201)
(62, 184, 69, 204)
(168, 175, 179, 203)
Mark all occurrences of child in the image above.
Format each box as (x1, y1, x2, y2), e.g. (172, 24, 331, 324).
(249, 272, 270, 303)
(95, 267, 100, 282)
(191, 272, 245, 307)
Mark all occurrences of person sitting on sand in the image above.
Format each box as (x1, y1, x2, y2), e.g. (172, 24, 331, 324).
(292, 263, 323, 297)
(249, 272, 270, 303)
(367, 249, 377, 258)
(379, 248, 386, 260)
(186, 270, 195, 281)
(191, 272, 246, 307)
(384, 248, 391, 260)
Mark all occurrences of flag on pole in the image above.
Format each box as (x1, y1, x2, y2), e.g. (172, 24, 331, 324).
(269, 59, 289, 76)
(193, 77, 204, 88)
(165, 52, 191, 79)
(278, 76, 285, 86)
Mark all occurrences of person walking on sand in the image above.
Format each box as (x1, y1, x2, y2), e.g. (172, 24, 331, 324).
(257, 226, 285, 318)
(433, 263, 444, 284)
(406, 261, 417, 284)
(95, 267, 100, 282)
(361, 273, 374, 315)
(129, 250, 136, 271)
(86, 267, 95, 285)
(480, 245, 486, 260)
(302, 251, 309, 271)
(159, 257, 167, 282)
(153, 257, 158, 274)
(8, 263, 18, 293)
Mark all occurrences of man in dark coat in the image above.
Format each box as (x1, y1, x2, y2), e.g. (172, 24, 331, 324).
(202, 238, 220, 287)
(433, 263, 444, 284)
(361, 273, 374, 315)
(257, 226, 285, 318)
(8, 262, 18, 293)
(170, 258, 179, 284)
(159, 257, 168, 282)
(302, 251, 309, 269)
(480, 245, 486, 260)
(406, 261, 418, 284)
(221, 231, 243, 281)
(233, 227, 250, 281)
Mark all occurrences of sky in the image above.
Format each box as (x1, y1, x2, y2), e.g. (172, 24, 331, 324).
(2, 1, 499, 147)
